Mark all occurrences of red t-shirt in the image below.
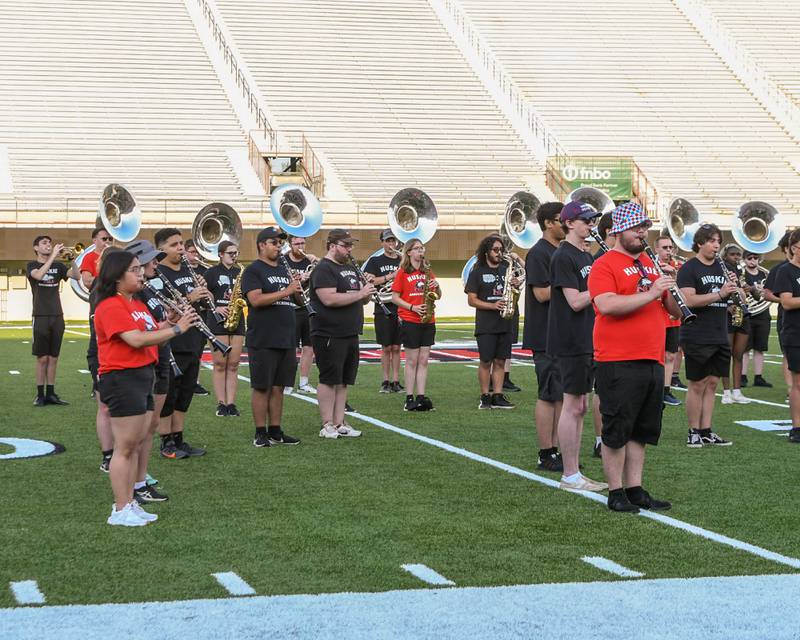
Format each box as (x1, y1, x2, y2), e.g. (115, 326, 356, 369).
(80, 251, 101, 278)
(588, 250, 667, 364)
(663, 259, 682, 328)
(391, 268, 436, 324)
(95, 294, 159, 374)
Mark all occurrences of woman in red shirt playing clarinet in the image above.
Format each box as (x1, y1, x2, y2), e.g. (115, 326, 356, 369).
(391, 238, 441, 412)
(94, 251, 198, 527)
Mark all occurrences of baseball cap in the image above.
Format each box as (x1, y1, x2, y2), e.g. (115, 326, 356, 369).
(125, 239, 164, 264)
(327, 228, 357, 245)
(379, 228, 396, 242)
(609, 202, 652, 234)
(256, 226, 288, 244)
(561, 200, 601, 223)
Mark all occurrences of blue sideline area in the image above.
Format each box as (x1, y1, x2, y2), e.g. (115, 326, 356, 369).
(3, 573, 800, 639)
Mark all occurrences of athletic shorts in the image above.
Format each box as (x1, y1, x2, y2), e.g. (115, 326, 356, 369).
(153, 352, 172, 395)
(596, 360, 664, 449)
(747, 310, 771, 353)
(248, 347, 297, 391)
(375, 312, 401, 346)
(206, 311, 245, 337)
(163, 351, 200, 415)
(400, 321, 435, 349)
(665, 326, 680, 354)
(533, 351, 563, 403)
(727, 313, 750, 336)
(682, 342, 731, 381)
(555, 353, 594, 396)
(785, 346, 800, 373)
(32, 315, 65, 357)
(98, 365, 155, 418)
(313, 335, 359, 386)
(295, 309, 311, 348)
(476, 332, 512, 362)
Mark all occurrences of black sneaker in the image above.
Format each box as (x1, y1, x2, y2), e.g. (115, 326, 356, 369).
(45, 394, 69, 406)
(663, 392, 681, 406)
(100, 456, 111, 473)
(134, 485, 169, 503)
(753, 375, 773, 388)
(227, 404, 241, 417)
(392, 381, 405, 393)
(671, 376, 687, 390)
(253, 432, 271, 448)
(740, 375, 748, 388)
(380, 381, 391, 393)
(177, 440, 207, 457)
(701, 431, 732, 447)
(160, 439, 188, 460)
(537, 452, 563, 472)
(789, 428, 800, 443)
(345, 402, 354, 412)
(593, 442, 602, 458)
(416, 396, 434, 411)
(491, 393, 515, 409)
(607, 493, 640, 513)
(193, 383, 210, 396)
(268, 431, 301, 445)
(216, 402, 228, 417)
(686, 429, 703, 448)
(502, 379, 521, 392)
(404, 396, 420, 412)
(33, 396, 46, 407)
(479, 394, 492, 410)
(625, 488, 671, 511)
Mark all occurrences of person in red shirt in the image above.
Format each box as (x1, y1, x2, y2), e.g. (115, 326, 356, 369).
(94, 250, 197, 527)
(654, 234, 684, 406)
(391, 238, 441, 411)
(79, 227, 115, 290)
(589, 202, 677, 513)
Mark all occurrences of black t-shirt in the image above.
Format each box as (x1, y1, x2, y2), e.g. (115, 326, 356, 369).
(363, 252, 401, 315)
(309, 258, 364, 338)
(765, 260, 788, 333)
(135, 286, 171, 363)
(523, 238, 557, 351)
(26, 260, 69, 316)
(744, 267, 770, 318)
(155, 263, 205, 353)
(204, 264, 241, 308)
(772, 262, 800, 346)
(87, 285, 99, 361)
(241, 259, 296, 349)
(464, 261, 514, 335)
(285, 254, 312, 316)
(547, 241, 594, 356)
(677, 257, 729, 345)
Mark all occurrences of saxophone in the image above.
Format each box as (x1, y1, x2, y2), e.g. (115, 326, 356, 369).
(223, 265, 246, 332)
(500, 253, 525, 320)
(420, 259, 440, 324)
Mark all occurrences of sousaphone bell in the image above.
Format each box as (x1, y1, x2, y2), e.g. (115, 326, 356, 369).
(387, 187, 438, 244)
(731, 200, 784, 254)
(192, 202, 243, 262)
(568, 186, 615, 215)
(270, 184, 323, 238)
(666, 197, 702, 252)
(99, 183, 141, 243)
(503, 191, 542, 249)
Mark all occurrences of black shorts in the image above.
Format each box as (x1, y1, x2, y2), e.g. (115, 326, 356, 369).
(476, 332, 512, 362)
(727, 314, 750, 336)
(313, 335, 359, 386)
(682, 342, 731, 381)
(400, 321, 435, 349)
(248, 347, 297, 390)
(153, 353, 172, 395)
(32, 315, 65, 357)
(161, 351, 200, 415)
(375, 312, 401, 346)
(206, 312, 245, 337)
(785, 346, 800, 373)
(555, 354, 594, 396)
(533, 351, 563, 403)
(98, 365, 155, 418)
(747, 311, 771, 353)
(596, 361, 663, 449)
(295, 309, 311, 348)
(665, 326, 680, 354)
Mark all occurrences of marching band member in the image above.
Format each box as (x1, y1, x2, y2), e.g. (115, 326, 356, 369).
(284, 235, 318, 394)
(241, 227, 302, 447)
(592, 212, 615, 259)
(523, 202, 565, 472)
(184, 238, 211, 397)
(365, 229, 403, 394)
(78, 227, 114, 290)
(763, 231, 793, 395)
(154, 228, 208, 459)
(27, 235, 78, 407)
(654, 234, 683, 407)
(676, 224, 736, 448)
(465, 234, 517, 410)
(547, 201, 606, 492)
(719, 244, 751, 404)
(94, 250, 197, 526)
(310, 229, 373, 438)
(391, 237, 440, 411)
(741, 250, 772, 388)
(589, 202, 674, 512)
(204, 240, 245, 417)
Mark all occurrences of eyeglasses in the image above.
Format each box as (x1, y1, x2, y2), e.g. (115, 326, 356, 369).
(632, 259, 652, 292)
(223, 251, 239, 256)
(336, 242, 354, 249)
(267, 239, 285, 246)
(127, 266, 145, 274)
(490, 246, 503, 253)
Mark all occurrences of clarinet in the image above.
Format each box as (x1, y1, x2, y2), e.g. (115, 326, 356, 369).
(279, 254, 316, 317)
(146, 280, 232, 355)
(349, 256, 391, 316)
(641, 240, 697, 325)
(715, 253, 750, 314)
(589, 229, 610, 253)
(181, 255, 224, 324)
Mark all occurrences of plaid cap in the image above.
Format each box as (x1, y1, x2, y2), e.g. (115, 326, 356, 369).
(610, 202, 652, 234)
(560, 200, 600, 222)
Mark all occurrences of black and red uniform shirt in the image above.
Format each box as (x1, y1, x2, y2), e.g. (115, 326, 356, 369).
(391, 267, 436, 324)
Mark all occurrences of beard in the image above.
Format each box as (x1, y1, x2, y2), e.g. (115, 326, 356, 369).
(619, 234, 645, 254)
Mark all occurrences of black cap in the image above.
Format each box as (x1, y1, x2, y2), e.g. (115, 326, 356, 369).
(379, 228, 396, 242)
(327, 228, 357, 244)
(256, 226, 288, 244)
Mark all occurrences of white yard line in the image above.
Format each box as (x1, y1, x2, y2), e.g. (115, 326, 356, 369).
(401, 564, 455, 586)
(211, 572, 256, 596)
(581, 557, 644, 578)
(670, 386, 788, 409)
(9, 580, 45, 605)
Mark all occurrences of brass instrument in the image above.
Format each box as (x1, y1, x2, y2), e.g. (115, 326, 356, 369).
(568, 186, 615, 214)
(60, 243, 85, 261)
(420, 258, 440, 324)
(731, 201, 785, 254)
(362, 247, 398, 304)
(665, 198, 701, 253)
(387, 188, 438, 244)
(192, 202, 243, 262)
(504, 191, 542, 249)
(500, 252, 525, 320)
(717, 253, 748, 328)
(223, 265, 246, 332)
(99, 183, 141, 242)
(743, 264, 771, 316)
(69, 243, 96, 302)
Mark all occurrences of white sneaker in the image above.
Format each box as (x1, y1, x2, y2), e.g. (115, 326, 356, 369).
(298, 383, 317, 394)
(129, 500, 158, 522)
(721, 391, 733, 405)
(284, 386, 294, 395)
(107, 503, 148, 527)
(732, 390, 751, 404)
(319, 422, 340, 439)
(336, 422, 362, 438)
(559, 475, 608, 492)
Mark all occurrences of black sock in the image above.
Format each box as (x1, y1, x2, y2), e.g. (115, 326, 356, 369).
(160, 434, 172, 446)
(102, 449, 113, 459)
(37, 385, 45, 399)
(268, 425, 281, 437)
(608, 488, 627, 501)
(173, 432, 184, 446)
(383, 380, 389, 385)
(416, 394, 424, 401)
(664, 386, 670, 395)
(255, 426, 267, 435)
(503, 372, 510, 382)
(625, 485, 644, 500)
(45, 384, 54, 396)
(538, 448, 550, 460)
(406, 394, 414, 401)
(699, 428, 711, 436)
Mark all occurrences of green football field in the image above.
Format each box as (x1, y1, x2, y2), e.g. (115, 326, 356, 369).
(1, 323, 799, 614)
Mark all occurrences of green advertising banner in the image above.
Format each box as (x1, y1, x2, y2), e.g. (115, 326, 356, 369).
(547, 156, 634, 201)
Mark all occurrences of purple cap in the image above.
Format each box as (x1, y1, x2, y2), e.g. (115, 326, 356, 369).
(610, 202, 652, 234)
(560, 200, 601, 223)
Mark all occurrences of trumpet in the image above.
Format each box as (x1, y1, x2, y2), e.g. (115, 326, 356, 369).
(60, 243, 85, 261)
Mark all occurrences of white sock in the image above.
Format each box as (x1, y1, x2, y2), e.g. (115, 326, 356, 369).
(722, 389, 731, 396)
(562, 472, 582, 484)
(133, 481, 145, 490)
(299, 377, 308, 387)
(595, 436, 602, 445)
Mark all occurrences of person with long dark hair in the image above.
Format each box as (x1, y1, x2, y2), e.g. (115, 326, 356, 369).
(94, 251, 197, 526)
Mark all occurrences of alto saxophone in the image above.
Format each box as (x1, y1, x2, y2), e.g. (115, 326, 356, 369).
(500, 253, 525, 320)
(420, 259, 440, 324)
(223, 265, 246, 332)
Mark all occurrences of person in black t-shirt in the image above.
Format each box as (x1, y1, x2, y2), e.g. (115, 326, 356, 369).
(154, 228, 209, 460)
(522, 202, 566, 472)
(285, 235, 320, 394)
(546, 201, 605, 492)
(204, 240, 245, 418)
(310, 228, 375, 438)
(772, 228, 800, 443)
(364, 229, 403, 394)
(740, 251, 772, 388)
(677, 223, 738, 448)
(465, 234, 520, 410)
(184, 239, 212, 397)
(27, 234, 77, 407)
(718, 244, 752, 404)
(242, 227, 302, 447)
(762, 229, 793, 394)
